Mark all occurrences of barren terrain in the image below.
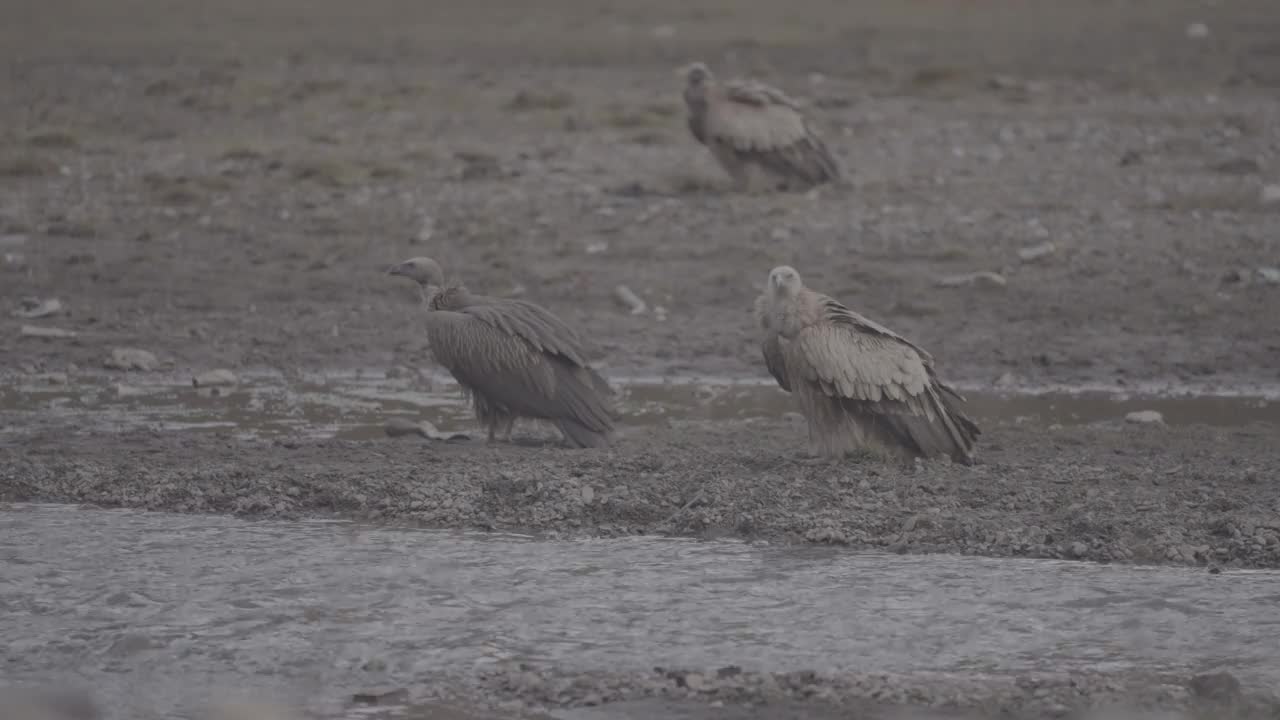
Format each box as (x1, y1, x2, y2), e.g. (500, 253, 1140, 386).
(2, 2, 1280, 716)
(2, 0, 1278, 387)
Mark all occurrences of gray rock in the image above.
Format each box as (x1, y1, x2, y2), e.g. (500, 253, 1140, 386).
(1187, 671, 1241, 701)
(104, 348, 158, 371)
(350, 688, 408, 706)
(1257, 267, 1280, 284)
(936, 271, 1007, 289)
(1261, 185, 1280, 205)
(193, 369, 238, 387)
(1125, 410, 1164, 425)
(20, 325, 76, 339)
(1017, 242, 1056, 263)
(12, 297, 63, 319)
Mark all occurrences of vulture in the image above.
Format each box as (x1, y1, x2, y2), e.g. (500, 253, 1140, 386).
(755, 265, 980, 464)
(388, 257, 617, 448)
(680, 61, 842, 191)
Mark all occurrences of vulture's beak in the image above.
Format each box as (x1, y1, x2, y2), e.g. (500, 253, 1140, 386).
(386, 262, 408, 277)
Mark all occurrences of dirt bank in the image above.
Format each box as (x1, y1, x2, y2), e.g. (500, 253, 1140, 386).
(4, 413, 1278, 569)
(2, 0, 1279, 389)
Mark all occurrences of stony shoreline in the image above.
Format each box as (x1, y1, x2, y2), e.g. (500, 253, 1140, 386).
(412, 664, 1280, 720)
(4, 412, 1277, 569)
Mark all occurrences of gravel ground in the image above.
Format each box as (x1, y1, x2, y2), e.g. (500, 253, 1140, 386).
(7, 668, 1276, 720)
(1, 0, 1279, 388)
(4, 415, 1278, 569)
(415, 664, 1280, 720)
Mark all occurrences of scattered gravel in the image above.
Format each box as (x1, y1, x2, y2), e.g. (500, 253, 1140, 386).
(411, 664, 1280, 720)
(4, 417, 1277, 569)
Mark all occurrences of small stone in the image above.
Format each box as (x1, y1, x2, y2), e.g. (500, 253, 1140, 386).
(350, 688, 409, 706)
(105, 348, 158, 371)
(1261, 185, 1280, 205)
(1125, 410, 1164, 424)
(1069, 541, 1088, 558)
(384, 418, 427, 438)
(936, 271, 1007, 289)
(993, 371, 1019, 389)
(1017, 241, 1056, 263)
(613, 285, 647, 315)
(1258, 267, 1280, 284)
(12, 297, 64, 319)
(193, 369, 237, 387)
(1185, 22, 1210, 39)
(415, 216, 435, 244)
(683, 673, 707, 691)
(1210, 157, 1261, 175)
(580, 486, 595, 504)
(1188, 672, 1241, 701)
(20, 325, 77, 339)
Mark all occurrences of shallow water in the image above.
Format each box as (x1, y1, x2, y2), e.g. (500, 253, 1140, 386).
(0, 370, 1276, 442)
(2, 504, 1277, 719)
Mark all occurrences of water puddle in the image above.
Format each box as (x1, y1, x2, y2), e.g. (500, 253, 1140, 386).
(1, 504, 1277, 719)
(0, 370, 1276, 441)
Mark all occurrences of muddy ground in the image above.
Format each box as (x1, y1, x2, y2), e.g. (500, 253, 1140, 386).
(2, 0, 1279, 387)
(5, 412, 1279, 568)
(3, 2, 1280, 718)
(2, 0, 1279, 554)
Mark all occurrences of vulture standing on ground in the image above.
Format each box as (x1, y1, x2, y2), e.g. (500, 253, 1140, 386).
(388, 257, 617, 448)
(755, 265, 980, 464)
(680, 61, 842, 191)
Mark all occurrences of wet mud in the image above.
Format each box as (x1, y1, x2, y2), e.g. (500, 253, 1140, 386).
(3, 372, 1278, 570)
(4, 0, 1280, 717)
(3, 372, 1278, 440)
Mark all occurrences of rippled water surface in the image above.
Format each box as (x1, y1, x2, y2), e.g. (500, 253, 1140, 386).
(2, 505, 1278, 719)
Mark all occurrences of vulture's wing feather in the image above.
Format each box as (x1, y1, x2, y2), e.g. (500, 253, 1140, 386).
(787, 296, 979, 463)
(715, 81, 812, 153)
(427, 310, 615, 439)
(464, 300, 615, 405)
(707, 80, 842, 184)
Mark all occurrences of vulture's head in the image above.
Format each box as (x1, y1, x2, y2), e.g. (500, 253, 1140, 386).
(767, 265, 803, 297)
(679, 62, 714, 98)
(387, 256, 445, 288)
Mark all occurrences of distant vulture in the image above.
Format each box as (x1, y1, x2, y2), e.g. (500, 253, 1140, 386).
(755, 265, 979, 463)
(680, 61, 842, 191)
(388, 257, 617, 448)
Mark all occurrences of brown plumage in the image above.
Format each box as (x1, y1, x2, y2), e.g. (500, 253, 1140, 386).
(680, 61, 842, 191)
(756, 265, 980, 464)
(388, 257, 617, 448)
